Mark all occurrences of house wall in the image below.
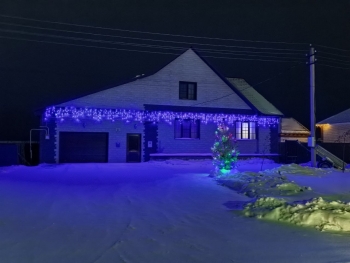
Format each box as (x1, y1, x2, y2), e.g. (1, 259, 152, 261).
(258, 126, 271, 153)
(319, 123, 350, 143)
(56, 49, 251, 111)
(48, 118, 278, 163)
(55, 119, 144, 163)
(269, 125, 280, 153)
(157, 122, 274, 154)
(143, 122, 158, 161)
(157, 121, 217, 154)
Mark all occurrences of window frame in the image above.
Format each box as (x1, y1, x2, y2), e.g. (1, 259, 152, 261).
(235, 121, 257, 140)
(174, 119, 200, 139)
(179, 81, 197, 100)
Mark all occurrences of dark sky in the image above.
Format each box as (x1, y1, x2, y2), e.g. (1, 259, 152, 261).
(1, 0, 350, 141)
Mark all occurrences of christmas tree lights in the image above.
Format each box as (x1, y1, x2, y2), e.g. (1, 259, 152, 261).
(211, 123, 239, 175)
(44, 106, 279, 126)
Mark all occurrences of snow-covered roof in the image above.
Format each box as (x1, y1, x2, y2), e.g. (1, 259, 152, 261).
(317, 108, 350, 124)
(226, 78, 283, 116)
(281, 118, 310, 134)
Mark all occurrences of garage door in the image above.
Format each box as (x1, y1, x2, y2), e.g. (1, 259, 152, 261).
(59, 132, 108, 163)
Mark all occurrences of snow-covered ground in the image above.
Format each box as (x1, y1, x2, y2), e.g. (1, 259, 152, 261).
(1, 159, 350, 263)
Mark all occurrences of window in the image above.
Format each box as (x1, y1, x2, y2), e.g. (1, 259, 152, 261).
(236, 121, 256, 139)
(175, 119, 200, 139)
(179, 81, 197, 100)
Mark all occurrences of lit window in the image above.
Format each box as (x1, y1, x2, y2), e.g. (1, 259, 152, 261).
(175, 119, 200, 139)
(236, 121, 256, 140)
(179, 82, 197, 100)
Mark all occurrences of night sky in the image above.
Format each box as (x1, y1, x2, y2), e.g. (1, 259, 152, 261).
(1, 0, 349, 141)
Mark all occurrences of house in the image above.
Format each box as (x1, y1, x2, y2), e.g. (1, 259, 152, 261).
(316, 108, 350, 143)
(280, 118, 310, 143)
(40, 48, 283, 163)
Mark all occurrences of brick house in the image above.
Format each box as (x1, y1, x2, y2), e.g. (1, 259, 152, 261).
(40, 48, 283, 163)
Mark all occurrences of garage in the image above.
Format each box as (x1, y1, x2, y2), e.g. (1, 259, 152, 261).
(59, 132, 109, 163)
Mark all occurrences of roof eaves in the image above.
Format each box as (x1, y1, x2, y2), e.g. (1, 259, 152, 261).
(317, 108, 350, 124)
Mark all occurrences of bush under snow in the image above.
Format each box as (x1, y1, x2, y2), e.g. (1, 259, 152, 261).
(215, 164, 315, 198)
(244, 197, 350, 232)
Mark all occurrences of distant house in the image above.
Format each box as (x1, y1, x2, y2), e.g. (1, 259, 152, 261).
(280, 118, 310, 143)
(317, 108, 350, 143)
(40, 48, 283, 163)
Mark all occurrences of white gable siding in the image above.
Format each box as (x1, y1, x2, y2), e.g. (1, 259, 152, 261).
(320, 123, 350, 143)
(57, 49, 251, 110)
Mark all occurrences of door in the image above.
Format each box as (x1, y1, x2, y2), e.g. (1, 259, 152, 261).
(126, 133, 141, 162)
(59, 132, 108, 163)
(284, 140, 298, 164)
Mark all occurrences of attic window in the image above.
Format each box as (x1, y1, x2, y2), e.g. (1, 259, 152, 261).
(179, 81, 197, 100)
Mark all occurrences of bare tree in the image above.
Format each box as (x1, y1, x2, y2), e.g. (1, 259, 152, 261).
(335, 130, 350, 172)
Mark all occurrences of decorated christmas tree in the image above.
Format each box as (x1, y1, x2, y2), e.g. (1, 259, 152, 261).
(211, 123, 239, 174)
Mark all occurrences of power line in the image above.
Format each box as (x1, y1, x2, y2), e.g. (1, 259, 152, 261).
(190, 62, 304, 107)
(0, 28, 186, 52)
(318, 63, 350, 70)
(0, 14, 309, 46)
(318, 59, 350, 67)
(315, 44, 350, 53)
(251, 62, 305, 87)
(2, 15, 347, 55)
(0, 35, 182, 56)
(195, 54, 302, 63)
(317, 55, 350, 65)
(190, 93, 237, 107)
(0, 35, 304, 63)
(0, 21, 306, 56)
(318, 50, 350, 59)
(0, 28, 305, 60)
(195, 48, 304, 60)
(1, 15, 348, 61)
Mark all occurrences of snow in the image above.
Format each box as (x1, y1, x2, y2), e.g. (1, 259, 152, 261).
(244, 197, 350, 232)
(1, 159, 350, 262)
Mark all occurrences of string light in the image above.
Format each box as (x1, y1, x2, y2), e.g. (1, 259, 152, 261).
(44, 106, 279, 126)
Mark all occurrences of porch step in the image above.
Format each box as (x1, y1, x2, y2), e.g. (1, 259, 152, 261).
(315, 145, 348, 169)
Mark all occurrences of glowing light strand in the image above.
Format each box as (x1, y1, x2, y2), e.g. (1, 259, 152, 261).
(44, 106, 279, 126)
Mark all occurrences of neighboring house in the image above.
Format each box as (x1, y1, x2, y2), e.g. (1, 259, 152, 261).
(40, 48, 283, 163)
(316, 108, 350, 143)
(280, 118, 310, 143)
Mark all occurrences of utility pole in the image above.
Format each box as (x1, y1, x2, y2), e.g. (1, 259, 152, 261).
(308, 44, 316, 167)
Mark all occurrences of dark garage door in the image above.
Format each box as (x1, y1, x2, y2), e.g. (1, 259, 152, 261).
(59, 132, 108, 163)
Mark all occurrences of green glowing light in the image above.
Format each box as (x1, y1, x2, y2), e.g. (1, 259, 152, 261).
(220, 168, 231, 175)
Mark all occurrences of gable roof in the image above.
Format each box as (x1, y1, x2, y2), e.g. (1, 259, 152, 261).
(189, 49, 259, 114)
(317, 108, 350, 124)
(226, 78, 283, 116)
(281, 118, 309, 134)
(44, 48, 282, 117)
